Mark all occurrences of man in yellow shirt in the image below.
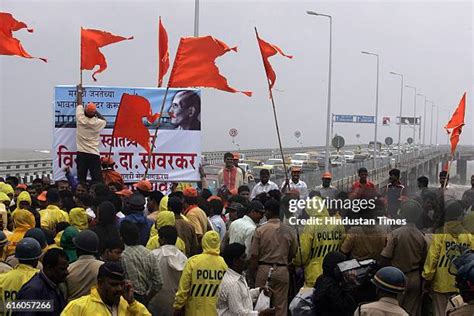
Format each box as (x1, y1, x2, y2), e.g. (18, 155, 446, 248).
(61, 261, 150, 315)
(0, 238, 42, 312)
(39, 189, 69, 232)
(174, 231, 227, 316)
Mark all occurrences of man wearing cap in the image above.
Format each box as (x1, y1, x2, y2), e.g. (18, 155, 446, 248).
(380, 200, 427, 315)
(422, 200, 474, 316)
(250, 169, 279, 200)
(281, 167, 308, 199)
(0, 238, 41, 310)
(75, 84, 107, 184)
(218, 152, 244, 192)
(101, 157, 124, 188)
(174, 231, 228, 316)
(316, 172, 339, 200)
(17, 248, 69, 315)
(119, 193, 154, 246)
(354, 266, 408, 315)
(66, 230, 104, 301)
(183, 187, 211, 246)
(62, 261, 151, 315)
(228, 200, 265, 257)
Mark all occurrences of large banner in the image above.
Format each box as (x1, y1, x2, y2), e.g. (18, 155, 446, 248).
(53, 86, 201, 183)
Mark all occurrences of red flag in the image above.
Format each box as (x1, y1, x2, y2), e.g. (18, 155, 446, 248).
(113, 94, 160, 153)
(0, 12, 47, 62)
(256, 32, 292, 90)
(168, 36, 252, 96)
(158, 17, 169, 87)
(444, 92, 466, 154)
(81, 28, 133, 81)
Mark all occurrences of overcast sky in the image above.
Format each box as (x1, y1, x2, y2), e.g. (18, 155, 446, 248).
(1, 0, 472, 152)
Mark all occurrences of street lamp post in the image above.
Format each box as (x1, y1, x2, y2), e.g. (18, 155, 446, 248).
(417, 93, 426, 145)
(435, 105, 439, 145)
(194, 0, 199, 36)
(307, 10, 332, 172)
(389, 72, 404, 163)
(428, 100, 434, 145)
(361, 51, 379, 169)
(405, 85, 417, 144)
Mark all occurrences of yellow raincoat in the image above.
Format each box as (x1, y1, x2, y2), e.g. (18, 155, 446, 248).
(0, 183, 13, 199)
(422, 221, 474, 293)
(39, 204, 69, 231)
(147, 211, 186, 253)
(0, 264, 38, 311)
(293, 196, 346, 287)
(61, 287, 151, 316)
(11, 191, 32, 218)
(6, 209, 35, 257)
(174, 231, 227, 316)
(54, 207, 88, 246)
(159, 196, 169, 213)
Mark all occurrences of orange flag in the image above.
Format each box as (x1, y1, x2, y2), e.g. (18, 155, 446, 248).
(158, 17, 170, 87)
(81, 28, 133, 81)
(0, 12, 47, 62)
(168, 36, 252, 96)
(256, 31, 292, 90)
(113, 94, 160, 153)
(444, 92, 466, 154)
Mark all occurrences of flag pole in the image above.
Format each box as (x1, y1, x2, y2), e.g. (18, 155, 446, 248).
(157, 17, 161, 88)
(144, 86, 170, 179)
(254, 27, 290, 186)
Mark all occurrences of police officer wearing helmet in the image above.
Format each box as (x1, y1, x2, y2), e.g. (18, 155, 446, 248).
(447, 253, 474, 315)
(0, 238, 42, 309)
(66, 230, 104, 301)
(354, 266, 408, 316)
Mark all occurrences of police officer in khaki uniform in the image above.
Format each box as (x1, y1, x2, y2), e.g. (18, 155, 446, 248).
(249, 199, 297, 316)
(381, 200, 427, 316)
(354, 266, 408, 316)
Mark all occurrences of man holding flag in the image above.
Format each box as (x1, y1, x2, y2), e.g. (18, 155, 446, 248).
(75, 84, 106, 184)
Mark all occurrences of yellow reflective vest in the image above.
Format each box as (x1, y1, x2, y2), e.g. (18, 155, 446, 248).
(422, 221, 474, 293)
(61, 287, 151, 316)
(0, 264, 38, 311)
(294, 197, 346, 287)
(174, 231, 227, 316)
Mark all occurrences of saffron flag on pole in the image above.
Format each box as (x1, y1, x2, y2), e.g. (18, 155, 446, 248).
(0, 12, 47, 62)
(255, 31, 292, 90)
(158, 17, 170, 87)
(81, 28, 133, 81)
(444, 92, 466, 154)
(168, 36, 252, 96)
(112, 93, 160, 153)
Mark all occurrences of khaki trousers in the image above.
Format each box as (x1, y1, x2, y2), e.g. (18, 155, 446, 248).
(256, 265, 289, 316)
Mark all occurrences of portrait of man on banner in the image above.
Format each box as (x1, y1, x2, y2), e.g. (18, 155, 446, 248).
(382, 117, 391, 126)
(168, 90, 201, 131)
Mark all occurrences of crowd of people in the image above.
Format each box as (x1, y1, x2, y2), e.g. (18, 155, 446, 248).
(0, 157, 473, 315)
(0, 92, 471, 316)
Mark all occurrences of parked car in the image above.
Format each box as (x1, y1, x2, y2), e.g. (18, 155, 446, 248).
(264, 158, 283, 166)
(343, 150, 355, 163)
